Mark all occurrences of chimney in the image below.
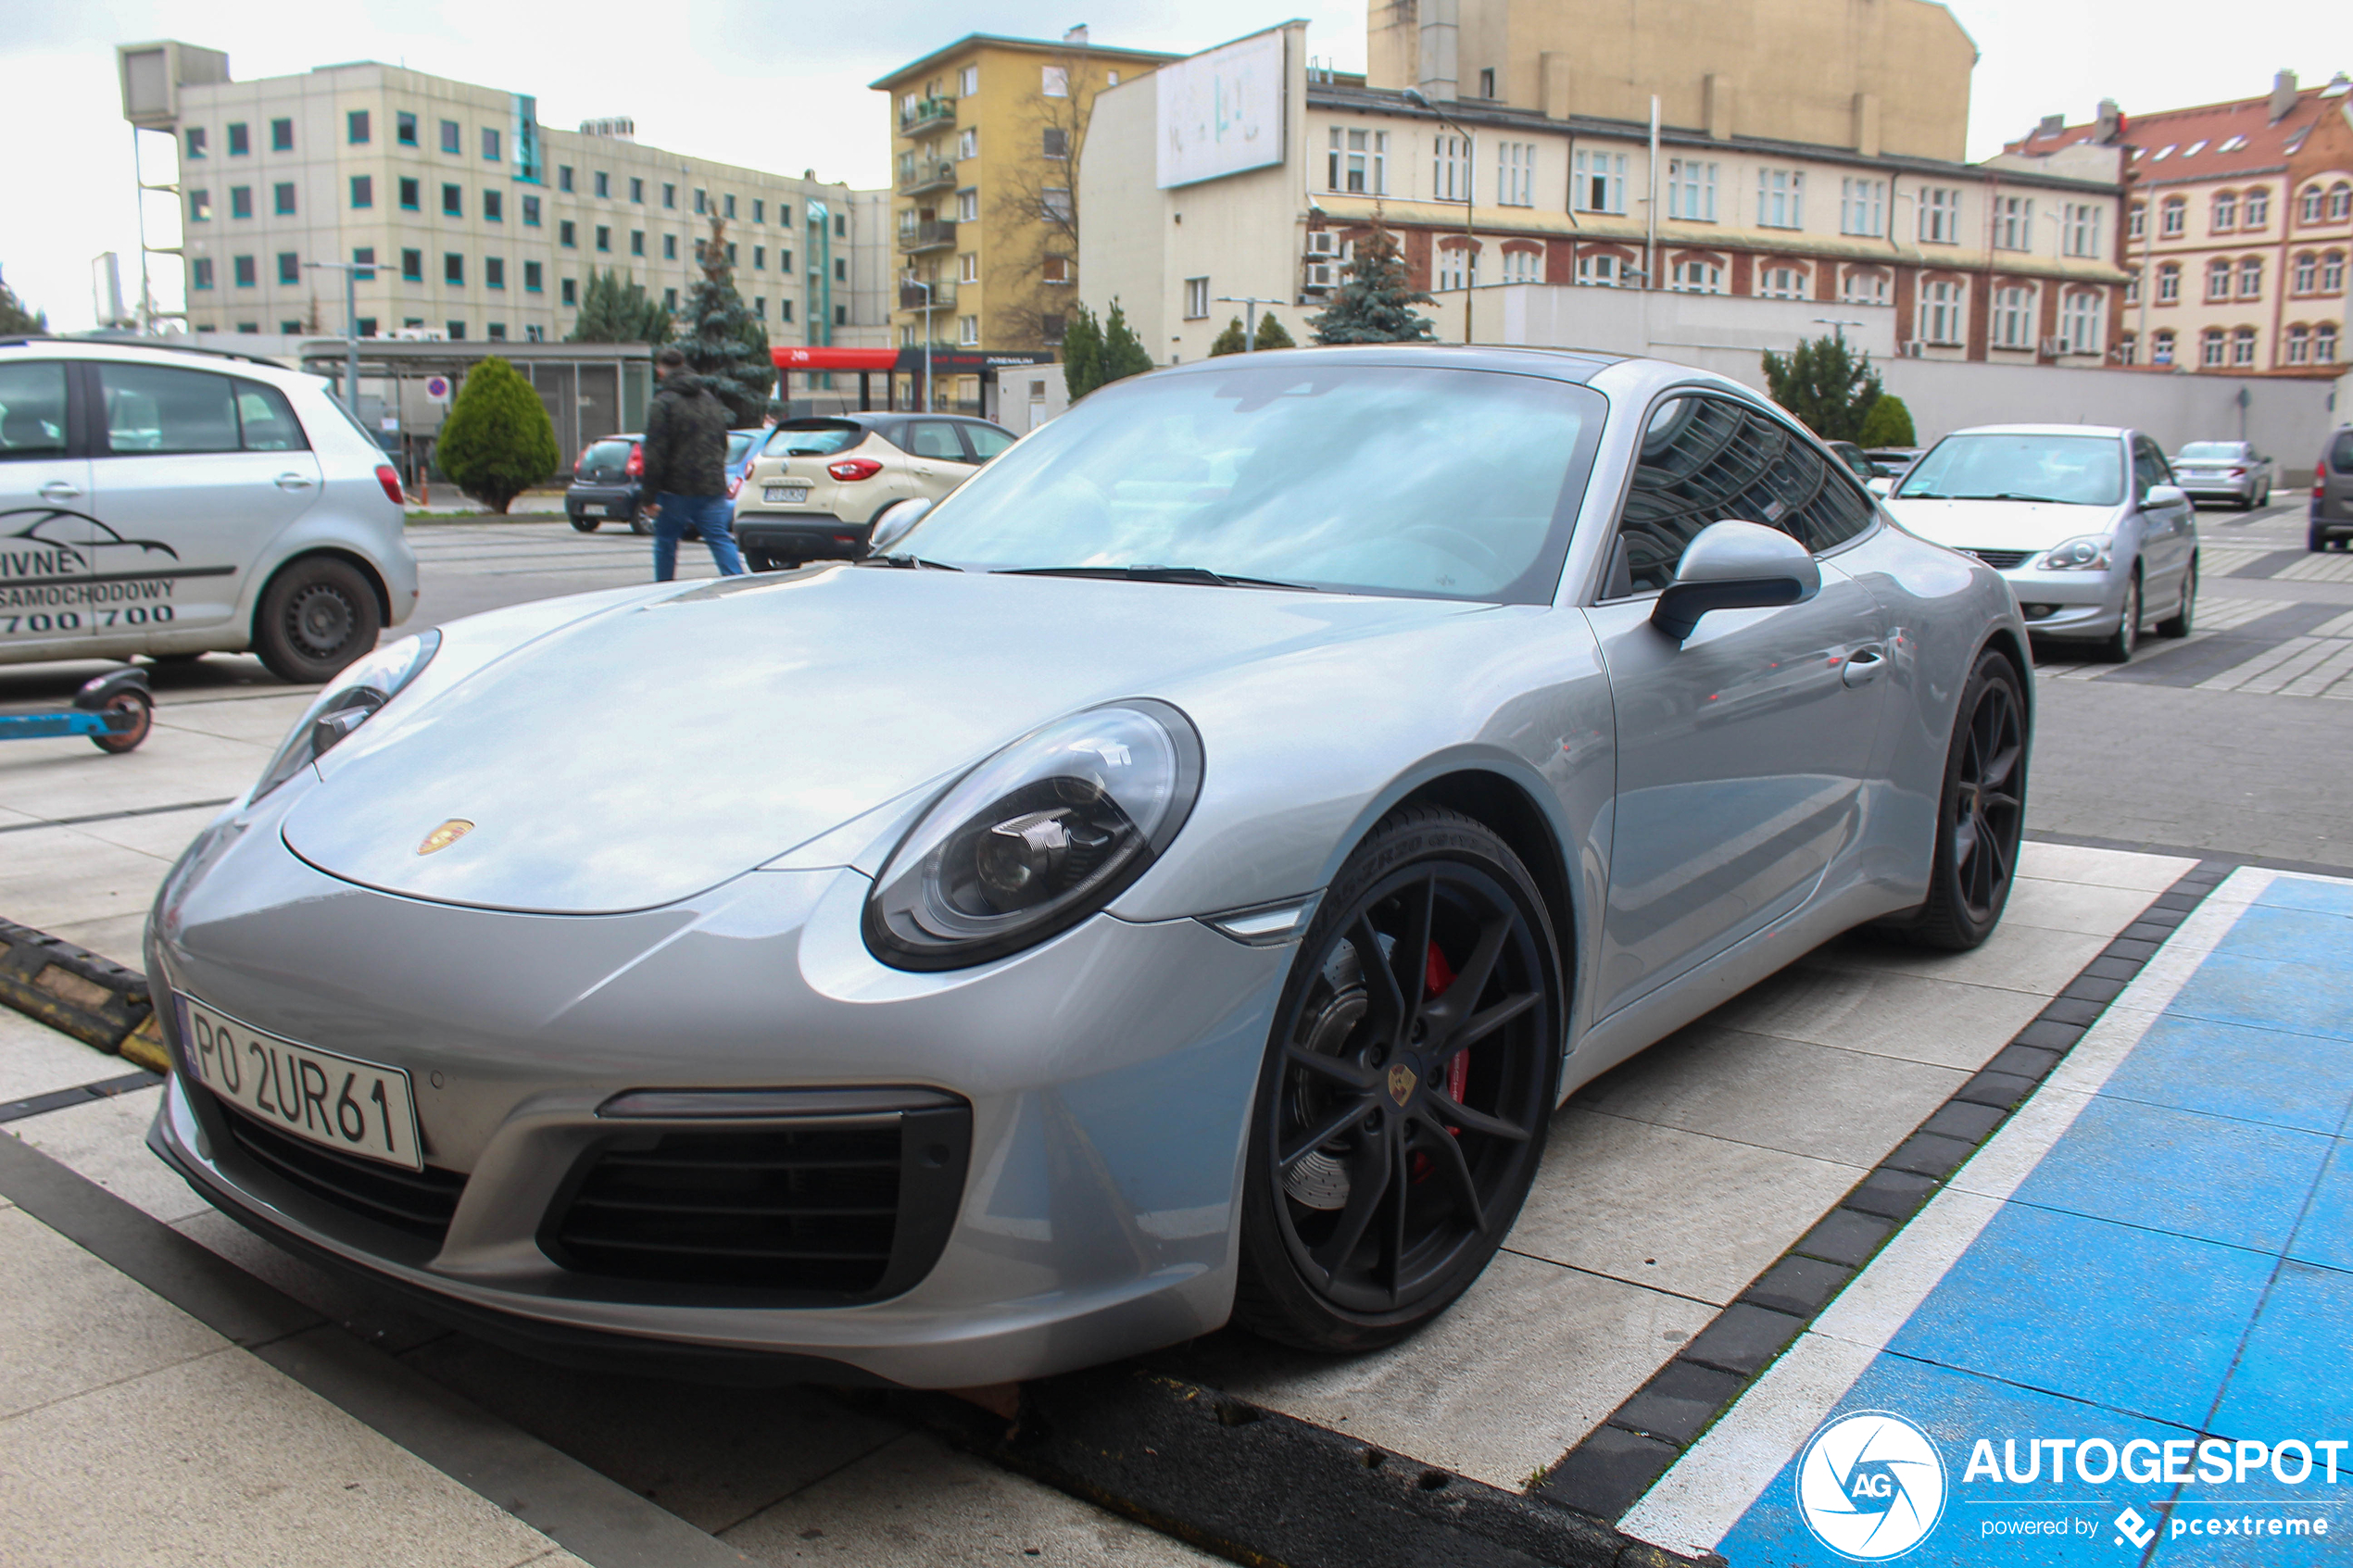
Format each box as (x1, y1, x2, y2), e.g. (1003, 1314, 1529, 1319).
(1417, 0, 1459, 103)
(2270, 69, 2297, 122)
(2037, 113, 2064, 139)
(1063, 23, 1088, 44)
(2095, 98, 2120, 143)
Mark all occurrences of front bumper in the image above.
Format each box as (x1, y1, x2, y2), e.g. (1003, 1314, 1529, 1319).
(145, 805, 1291, 1386)
(1997, 564, 2130, 642)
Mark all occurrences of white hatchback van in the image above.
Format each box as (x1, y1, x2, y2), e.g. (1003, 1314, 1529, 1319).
(0, 337, 418, 683)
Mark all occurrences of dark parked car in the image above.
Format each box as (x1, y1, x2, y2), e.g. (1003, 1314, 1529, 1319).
(568, 430, 763, 535)
(2313, 426, 2353, 551)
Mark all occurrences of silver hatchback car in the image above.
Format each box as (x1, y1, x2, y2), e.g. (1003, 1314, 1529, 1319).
(146, 349, 2028, 1386)
(1, 337, 418, 682)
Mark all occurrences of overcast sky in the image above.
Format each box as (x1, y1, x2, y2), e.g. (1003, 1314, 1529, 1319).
(0, 0, 2338, 330)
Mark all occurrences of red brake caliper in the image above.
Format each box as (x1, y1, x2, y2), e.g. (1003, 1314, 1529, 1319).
(1425, 941, 1467, 1133)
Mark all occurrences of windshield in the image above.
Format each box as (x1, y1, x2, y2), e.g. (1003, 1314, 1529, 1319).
(763, 421, 864, 458)
(892, 364, 1604, 601)
(2176, 442, 2245, 461)
(1895, 433, 2124, 507)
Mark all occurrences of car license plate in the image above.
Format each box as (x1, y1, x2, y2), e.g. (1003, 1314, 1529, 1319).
(764, 484, 810, 504)
(178, 997, 422, 1172)
(586, 504, 607, 515)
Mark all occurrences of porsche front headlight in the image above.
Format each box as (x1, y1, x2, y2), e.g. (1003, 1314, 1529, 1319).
(249, 630, 441, 802)
(2036, 535, 2113, 571)
(863, 700, 1203, 970)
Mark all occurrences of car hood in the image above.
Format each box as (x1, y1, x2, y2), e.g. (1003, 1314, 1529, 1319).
(1883, 497, 2121, 552)
(282, 567, 1481, 914)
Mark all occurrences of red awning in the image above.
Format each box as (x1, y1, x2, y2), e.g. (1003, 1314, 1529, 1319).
(773, 346, 900, 370)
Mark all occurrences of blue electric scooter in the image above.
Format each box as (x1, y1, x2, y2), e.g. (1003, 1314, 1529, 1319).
(0, 669, 154, 754)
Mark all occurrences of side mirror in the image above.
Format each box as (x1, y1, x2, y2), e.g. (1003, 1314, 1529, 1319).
(1867, 475, 1894, 497)
(866, 495, 933, 556)
(1652, 520, 1822, 641)
(2144, 483, 2187, 509)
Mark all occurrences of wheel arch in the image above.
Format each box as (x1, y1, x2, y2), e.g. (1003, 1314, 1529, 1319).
(1389, 768, 1579, 1015)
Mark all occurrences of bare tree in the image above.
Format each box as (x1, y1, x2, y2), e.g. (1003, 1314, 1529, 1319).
(984, 45, 1121, 349)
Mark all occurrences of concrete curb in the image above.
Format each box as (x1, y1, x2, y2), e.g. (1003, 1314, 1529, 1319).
(0, 915, 155, 1060)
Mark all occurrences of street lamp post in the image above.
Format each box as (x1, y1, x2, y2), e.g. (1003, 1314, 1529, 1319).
(1813, 316, 1867, 346)
(303, 259, 373, 412)
(1214, 295, 1283, 352)
(1403, 88, 1476, 345)
(903, 279, 936, 410)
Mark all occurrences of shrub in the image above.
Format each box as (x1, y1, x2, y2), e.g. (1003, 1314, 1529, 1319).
(1859, 395, 1917, 448)
(434, 356, 560, 513)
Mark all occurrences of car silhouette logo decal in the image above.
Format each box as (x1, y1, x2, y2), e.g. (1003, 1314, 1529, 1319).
(417, 820, 474, 855)
(1388, 1063, 1416, 1107)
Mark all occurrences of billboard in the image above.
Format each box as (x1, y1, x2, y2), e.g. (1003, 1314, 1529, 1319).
(1155, 29, 1286, 190)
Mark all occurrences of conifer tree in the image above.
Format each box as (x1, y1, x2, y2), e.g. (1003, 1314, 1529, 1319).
(1099, 299, 1154, 384)
(1252, 311, 1296, 350)
(1209, 315, 1250, 357)
(434, 357, 560, 513)
(1308, 225, 1435, 345)
(676, 220, 774, 425)
(1061, 304, 1104, 399)
(1760, 334, 1884, 443)
(565, 269, 672, 346)
(0, 270, 46, 334)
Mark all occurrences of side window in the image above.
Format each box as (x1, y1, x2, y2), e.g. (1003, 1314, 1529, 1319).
(0, 361, 69, 458)
(97, 363, 239, 455)
(962, 423, 1016, 462)
(908, 420, 965, 460)
(2132, 439, 2170, 496)
(1611, 395, 1875, 594)
(233, 380, 308, 452)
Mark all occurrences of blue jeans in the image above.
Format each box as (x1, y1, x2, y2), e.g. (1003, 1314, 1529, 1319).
(651, 492, 747, 581)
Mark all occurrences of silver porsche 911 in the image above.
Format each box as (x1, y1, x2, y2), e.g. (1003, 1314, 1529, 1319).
(145, 347, 2030, 1386)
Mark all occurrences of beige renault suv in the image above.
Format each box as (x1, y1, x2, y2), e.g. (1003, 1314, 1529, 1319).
(734, 412, 1016, 571)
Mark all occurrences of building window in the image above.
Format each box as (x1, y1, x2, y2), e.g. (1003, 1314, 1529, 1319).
(663, 288, 678, 310)
(1327, 128, 1388, 194)
(1042, 66, 1069, 97)
(187, 189, 210, 221)
(396, 112, 417, 146)
(447, 321, 466, 340)
(2213, 190, 2238, 232)
(1572, 252, 1622, 288)
(349, 175, 371, 209)
(442, 183, 462, 217)
(2199, 328, 2226, 367)
(1991, 194, 2032, 251)
(441, 119, 461, 155)
(835, 212, 846, 237)
(2157, 261, 2180, 302)
(445, 254, 465, 285)
(961, 64, 979, 95)
(560, 220, 577, 248)
(1990, 284, 2033, 348)
(752, 296, 764, 318)
(482, 127, 500, 161)
(401, 249, 422, 281)
(2207, 258, 2232, 301)
(398, 177, 420, 210)
(662, 182, 675, 208)
(2285, 324, 2310, 364)
(2151, 328, 2174, 365)
(958, 128, 977, 160)
(227, 121, 249, 156)
(1478, 67, 1496, 98)
(2064, 203, 2103, 258)
(595, 225, 610, 252)
(1496, 142, 1533, 207)
(279, 320, 303, 334)
(2119, 332, 2135, 366)
(2061, 291, 2101, 354)
(834, 305, 849, 327)
(751, 244, 762, 269)
(1919, 279, 1963, 344)
(1843, 269, 1889, 306)
(695, 189, 708, 214)
(559, 166, 574, 193)
(2239, 257, 2262, 297)
(2323, 251, 2347, 294)
(2317, 323, 2340, 362)
(1442, 245, 1480, 290)
(2294, 252, 2318, 293)
(780, 298, 793, 322)
(779, 246, 792, 270)
(271, 118, 293, 152)
(524, 260, 543, 293)
(1184, 277, 1210, 319)
(1667, 159, 1718, 221)
(956, 251, 979, 284)
(347, 110, 370, 144)
(1043, 126, 1070, 159)
(2125, 271, 2140, 306)
(630, 177, 644, 203)
(2302, 185, 2327, 224)
(1434, 135, 1473, 203)
(2127, 202, 2145, 240)
(1756, 169, 1805, 229)
(185, 127, 207, 158)
(190, 257, 214, 289)
(560, 278, 577, 307)
(960, 188, 984, 222)
(485, 257, 506, 290)
(273, 182, 296, 217)
(230, 186, 253, 220)
(276, 252, 299, 284)
(752, 198, 764, 223)
(1840, 178, 1885, 237)
(727, 242, 739, 265)
(959, 314, 980, 345)
(2160, 196, 2184, 236)
(1573, 148, 1626, 214)
(480, 189, 501, 222)
(1919, 186, 1960, 244)
(1756, 264, 1806, 298)
(522, 194, 541, 226)
(663, 233, 677, 259)
(595, 171, 610, 198)
(633, 232, 647, 257)
(1500, 248, 1541, 283)
(2244, 187, 2270, 229)
(2231, 326, 2257, 367)
(833, 257, 845, 281)
(233, 255, 256, 287)
(1668, 258, 1722, 294)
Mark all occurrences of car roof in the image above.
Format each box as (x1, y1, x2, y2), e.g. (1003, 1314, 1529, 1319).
(1943, 423, 2132, 439)
(774, 411, 1009, 430)
(1144, 342, 1627, 387)
(0, 332, 303, 380)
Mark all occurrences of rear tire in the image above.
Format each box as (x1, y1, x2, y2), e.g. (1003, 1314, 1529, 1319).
(1908, 651, 2028, 950)
(1232, 807, 1560, 1353)
(570, 512, 600, 533)
(2156, 558, 2196, 638)
(2096, 571, 2141, 663)
(254, 557, 382, 684)
(629, 512, 654, 537)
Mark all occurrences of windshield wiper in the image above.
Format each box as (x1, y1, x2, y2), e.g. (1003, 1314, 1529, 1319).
(994, 564, 1319, 591)
(859, 552, 963, 571)
(1950, 493, 2078, 505)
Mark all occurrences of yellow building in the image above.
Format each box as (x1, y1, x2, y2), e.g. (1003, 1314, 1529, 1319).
(871, 30, 1176, 403)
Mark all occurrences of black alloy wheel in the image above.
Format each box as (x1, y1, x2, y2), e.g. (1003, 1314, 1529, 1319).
(2098, 571, 2141, 663)
(1234, 807, 1560, 1352)
(1910, 651, 2029, 949)
(253, 557, 382, 684)
(2156, 558, 2196, 638)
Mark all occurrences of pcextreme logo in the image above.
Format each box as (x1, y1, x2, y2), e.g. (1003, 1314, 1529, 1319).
(1796, 1411, 1948, 1560)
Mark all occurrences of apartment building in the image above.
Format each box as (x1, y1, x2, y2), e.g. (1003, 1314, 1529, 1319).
(871, 29, 1176, 398)
(2009, 71, 2353, 375)
(118, 40, 887, 347)
(1082, 23, 2129, 368)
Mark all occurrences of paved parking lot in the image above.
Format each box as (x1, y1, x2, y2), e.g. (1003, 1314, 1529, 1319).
(1, 508, 2345, 1565)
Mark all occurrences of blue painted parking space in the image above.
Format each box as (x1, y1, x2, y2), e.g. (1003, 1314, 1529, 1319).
(1624, 869, 2353, 1564)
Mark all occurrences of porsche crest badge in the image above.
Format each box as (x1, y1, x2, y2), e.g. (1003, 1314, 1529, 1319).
(1387, 1062, 1416, 1108)
(417, 819, 474, 855)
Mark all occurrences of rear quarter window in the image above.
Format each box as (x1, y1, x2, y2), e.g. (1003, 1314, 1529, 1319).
(2331, 431, 2353, 475)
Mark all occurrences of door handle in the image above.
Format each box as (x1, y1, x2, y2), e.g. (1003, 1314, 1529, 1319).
(38, 480, 81, 501)
(1841, 645, 1886, 688)
(274, 472, 314, 491)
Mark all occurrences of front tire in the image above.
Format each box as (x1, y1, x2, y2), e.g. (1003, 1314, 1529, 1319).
(254, 557, 382, 684)
(1908, 651, 2028, 950)
(2097, 571, 2141, 663)
(2156, 558, 2196, 638)
(1233, 807, 1560, 1353)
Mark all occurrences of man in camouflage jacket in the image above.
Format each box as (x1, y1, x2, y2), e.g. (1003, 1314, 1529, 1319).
(641, 345, 747, 581)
